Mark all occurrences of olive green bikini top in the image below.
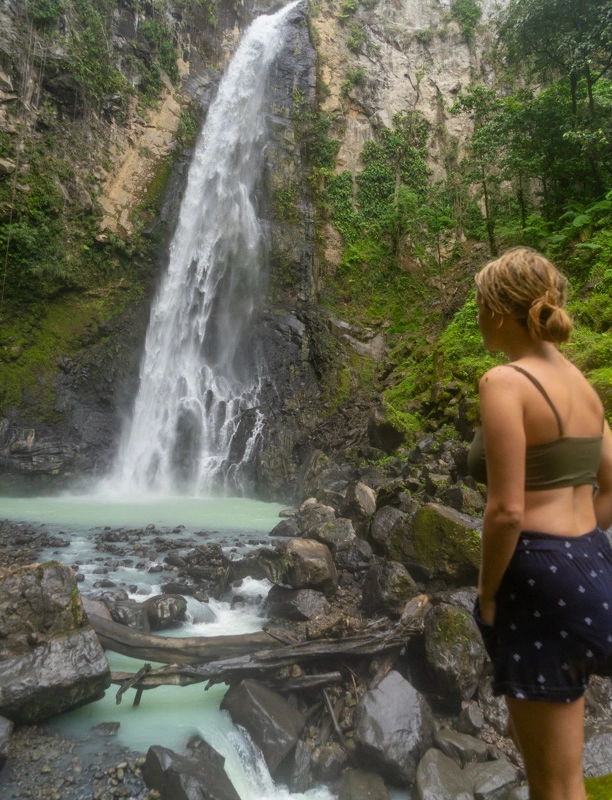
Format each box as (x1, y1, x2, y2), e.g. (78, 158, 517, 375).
(468, 364, 604, 490)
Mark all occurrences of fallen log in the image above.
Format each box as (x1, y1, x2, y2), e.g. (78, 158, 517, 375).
(107, 619, 419, 702)
(111, 669, 344, 698)
(88, 613, 283, 664)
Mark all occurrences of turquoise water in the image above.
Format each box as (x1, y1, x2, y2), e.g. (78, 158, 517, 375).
(2, 495, 410, 800)
(0, 493, 285, 530)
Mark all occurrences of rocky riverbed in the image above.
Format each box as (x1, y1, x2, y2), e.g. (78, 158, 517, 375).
(2, 442, 612, 800)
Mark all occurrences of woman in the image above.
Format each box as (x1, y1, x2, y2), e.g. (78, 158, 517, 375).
(468, 247, 612, 800)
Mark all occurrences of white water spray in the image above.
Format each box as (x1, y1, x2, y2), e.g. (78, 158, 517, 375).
(112, 3, 299, 496)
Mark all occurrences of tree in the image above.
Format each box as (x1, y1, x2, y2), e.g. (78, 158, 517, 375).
(497, 0, 612, 119)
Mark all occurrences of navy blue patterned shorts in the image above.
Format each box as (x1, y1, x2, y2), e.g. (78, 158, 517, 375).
(474, 527, 612, 703)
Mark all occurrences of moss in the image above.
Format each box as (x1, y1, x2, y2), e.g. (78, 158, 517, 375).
(586, 773, 612, 800)
(70, 586, 82, 629)
(434, 605, 470, 648)
(0, 285, 138, 420)
(411, 505, 481, 575)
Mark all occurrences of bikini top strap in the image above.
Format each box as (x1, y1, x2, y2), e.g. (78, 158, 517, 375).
(502, 364, 564, 437)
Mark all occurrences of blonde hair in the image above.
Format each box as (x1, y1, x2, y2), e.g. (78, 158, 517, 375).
(475, 247, 573, 343)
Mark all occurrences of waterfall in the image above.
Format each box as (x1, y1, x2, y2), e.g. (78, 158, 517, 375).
(112, 2, 299, 496)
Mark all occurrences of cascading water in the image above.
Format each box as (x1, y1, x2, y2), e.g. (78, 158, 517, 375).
(112, 2, 299, 496)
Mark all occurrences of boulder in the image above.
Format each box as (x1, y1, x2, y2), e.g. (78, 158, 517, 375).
(333, 537, 374, 572)
(389, 504, 481, 582)
(340, 480, 377, 538)
(220, 679, 305, 773)
(424, 603, 486, 710)
(108, 599, 151, 633)
(228, 548, 287, 585)
(335, 768, 389, 800)
(375, 481, 419, 512)
(299, 451, 350, 502)
(361, 562, 419, 618)
(477, 678, 507, 736)
(0, 562, 110, 723)
(280, 539, 338, 597)
(143, 743, 240, 800)
(309, 517, 356, 552)
(441, 485, 486, 516)
(265, 585, 330, 621)
(507, 786, 530, 800)
(353, 670, 435, 786)
(464, 759, 521, 799)
(81, 596, 112, 621)
(143, 594, 187, 630)
(287, 739, 313, 793)
(415, 748, 474, 800)
(312, 741, 348, 780)
(433, 728, 489, 768)
(456, 701, 485, 736)
(367, 407, 405, 452)
(296, 499, 337, 537)
(0, 715, 13, 771)
(370, 506, 405, 550)
(269, 518, 301, 538)
(583, 722, 612, 778)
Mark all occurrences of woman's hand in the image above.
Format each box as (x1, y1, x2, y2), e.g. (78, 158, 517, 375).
(478, 595, 497, 627)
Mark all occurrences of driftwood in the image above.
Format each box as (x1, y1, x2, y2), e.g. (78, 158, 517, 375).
(107, 619, 419, 704)
(112, 669, 344, 698)
(88, 613, 282, 664)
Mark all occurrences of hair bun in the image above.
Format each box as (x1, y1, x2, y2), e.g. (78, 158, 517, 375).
(528, 294, 572, 342)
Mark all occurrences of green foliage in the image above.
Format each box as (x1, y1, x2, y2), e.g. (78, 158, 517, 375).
(29, 0, 64, 28)
(68, 0, 129, 104)
(140, 16, 180, 84)
(449, 0, 482, 42)
(292, 88, 341, 171)
(414, 28, 435, 44)
(272, 187, 300, 223)
(176, 0, 218, 25)
(347, 23, 367, 53)
(342, 66, 366, 95)
(339, 0, 359, 21)
(177, 106, 201, 147)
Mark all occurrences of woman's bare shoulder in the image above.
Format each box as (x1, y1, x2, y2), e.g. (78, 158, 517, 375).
(478, 364, 523, 391)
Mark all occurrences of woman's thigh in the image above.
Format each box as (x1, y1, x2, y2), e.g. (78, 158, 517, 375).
(506, 695, 587, 800)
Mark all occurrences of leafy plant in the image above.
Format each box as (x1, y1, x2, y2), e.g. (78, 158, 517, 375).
(342, 67, 366, 95)
(347, 23, 367, 53)
(449, 0, 482, 43)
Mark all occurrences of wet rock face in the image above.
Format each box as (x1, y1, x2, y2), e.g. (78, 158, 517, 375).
(335, 768, 389, 800)
(415, 748, 474, 800)
(0, 562, 110, 723)
(391, 503, 482, 583)
(0, 716, 13, 772)
(353, 670, 435, 786)
(220, 679, 306, 774)
(281, 538, 338, 597)
(143, 742, 241, 800)
(361, 561, 418, 618)
(265, 585, 331, 621)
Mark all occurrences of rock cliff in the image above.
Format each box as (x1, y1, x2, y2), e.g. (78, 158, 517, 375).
(0, 0, 505, 498)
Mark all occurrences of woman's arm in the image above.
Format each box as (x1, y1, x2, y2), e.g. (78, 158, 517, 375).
(477, 367, 526, 625)
(594, 421, 612, 530)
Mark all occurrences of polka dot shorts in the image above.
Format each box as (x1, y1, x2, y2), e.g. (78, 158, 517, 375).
(474, 527, 612, 703)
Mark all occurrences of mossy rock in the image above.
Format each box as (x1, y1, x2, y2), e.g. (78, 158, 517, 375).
(424, 603, 486, 710)
(409, 503, 481, 583)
